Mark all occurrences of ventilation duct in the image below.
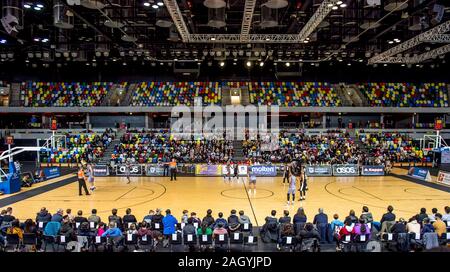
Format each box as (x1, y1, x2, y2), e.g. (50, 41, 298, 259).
(80, 0, 105, 9)
(203, 0, 226, 9)
(1, 0, 24, 35)
(54, 0, 74, 29)
(104, 0, 123, 28)
(384, 0, 408, 12)
(260, 5, 278, 28)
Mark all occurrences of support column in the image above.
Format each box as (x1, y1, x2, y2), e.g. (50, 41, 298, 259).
(380, 114, 384, 128)
(322, 114, 326, 129)
(86, 113, 90, 130)
(145, 113, 149, 129)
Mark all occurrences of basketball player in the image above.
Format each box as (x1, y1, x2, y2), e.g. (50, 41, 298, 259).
(87, 163, 96, 191)
(298, 166, 308, 201)
(247, 165, 257, 196)
(282, 163, 290, 184)
(233, 162, 239, 181)
(287, 171, 297, 205)
(125, 162, 131, 184)
(77, 166, 90, 196)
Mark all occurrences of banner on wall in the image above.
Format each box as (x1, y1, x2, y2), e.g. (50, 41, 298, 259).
(249, 165, 277, 177)
(361, 165, 385, 176)
(116, 164, 143, 176)
(221, 165, 248, 176)
(43, 167, 61, 179)
(146, 165, 165, 176)
(407, 167, 432, 182)
(305, 165, 332, 176)
(93, 165, 109, 177)
(441, 149, 450, 164)
(195, 165, 222, 176)
(332, 164, 359, 176)
(436, 171, 450, 186)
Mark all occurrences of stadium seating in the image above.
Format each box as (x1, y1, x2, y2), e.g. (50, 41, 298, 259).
(248, 82, 341, 107)
(358, 82, 449, 107)
(20, 82, 113, 107)
(130, 82, 221, 107)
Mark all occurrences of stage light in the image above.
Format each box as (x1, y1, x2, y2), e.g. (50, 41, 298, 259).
(340, 3, 347, 8)
(24, 4, 31, 9)
(219, 61, 225, 67)
(0, 39, 6, 44)
(327, 3, 334, 7)
(144, 2, 150, 7)
(266, 38, 270, 41)
(210, 37, 216, 41)
(152, 4, 158, 9)
(332, 5, 338, 10)
(388, 40, 394, 44)
(259, 62, 264, 67)
(33, 38, 40, 42)
(285, 62, 290, 67)
(36, 4, 44, 8)
(34, 7, 42, 11)
(246, 61, 252, 67)
(157, 1, 164, 6)
(347, 63, 351, 66)
(336, 1, 343, 5)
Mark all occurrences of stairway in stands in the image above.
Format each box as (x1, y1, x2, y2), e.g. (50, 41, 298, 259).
(350, 130, 370, 156)
(9, 83, 22, 106)
(120, 83, 137, 106)
(97, 130, 125, 164)
(233, 140, 245, 161)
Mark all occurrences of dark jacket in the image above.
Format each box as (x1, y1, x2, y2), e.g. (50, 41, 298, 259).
(380, 212, 396, 224)
(36, 211, 52, 223)
(298, 229, 321, 240)
(313, 213, 328, 225)
(202, 215, 215, 227)
(293, 214, 307, 224)
(390, 222, 406, 234)
(279, 216, 291, 224)
(51, 214, 63, 223)
(123, 214, 137, 224)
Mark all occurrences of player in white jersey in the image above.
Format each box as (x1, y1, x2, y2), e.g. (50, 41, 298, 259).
(287, 173, 297, 205)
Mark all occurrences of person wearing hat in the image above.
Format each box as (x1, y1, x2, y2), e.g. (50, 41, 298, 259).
(77, 166, 90, 196)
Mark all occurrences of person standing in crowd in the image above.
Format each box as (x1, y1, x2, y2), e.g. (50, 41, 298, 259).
(77, 166, 90, 196)
(169, 158, 177, 181)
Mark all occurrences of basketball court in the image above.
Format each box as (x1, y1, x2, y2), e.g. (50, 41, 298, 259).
(2, 168, 448, 226)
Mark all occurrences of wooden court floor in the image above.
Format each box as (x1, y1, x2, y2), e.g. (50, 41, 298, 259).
(2, 168, 449, 226)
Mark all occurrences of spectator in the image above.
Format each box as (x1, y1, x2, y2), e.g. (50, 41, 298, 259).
(2, 207, 15, 225)
(36, 207, 52, 223)
(137, 222, 153, 239)
(66, 209, 75, 223)
(279, 210, 291, 224)
(88, 209, 101, 224)
(202, 209, 215, 227)
(432, 213, 446, 237)
(298, 222, 320, 241)
(126, 224, 138, 235)
(51, 209, 64, 223)
(338, 220, 354, 241)
(197, 222, 213, 236)
(353, 218, 371, 239)
(189, 212, 202, 226)
(406, 215, 421, 234)
(101, 222, 122, 238)
(214, 212, 228, 229)
(152, 208, 164, 224)
(181, 210, 189, 224)
(97, 222, 106, 236)
(60, 215, 74, 238)
(123, 208, 137, 225)
(108, 208, 123, 229)
(428, 208, 438, 222)
(313, 208, 328, 225)
(380, 205, 396, 225)
(228, 209, 240, 232)
(344, 210, 358, 225)
(421, 218, 435, 234)
(360, 206, 373, 224)
(6, 219, 24, 241)
(143, 210, 155, 224)
(182, 218, 197, 236)
(0, 210, 6, 226)
(74, 210, 88, 223)
(390, 218, 407, 234)
(212, 222, 228, 238)
(417, 208, 428, 224)
(330, 214, 344, 233)
(293, 207, 307, 224)
(162, 209, 177, 247)
(442, 206, 450, 222)
(238, 210, 251, 224)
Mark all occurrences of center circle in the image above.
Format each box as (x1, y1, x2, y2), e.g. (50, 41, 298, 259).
(221, 188, 274, 199)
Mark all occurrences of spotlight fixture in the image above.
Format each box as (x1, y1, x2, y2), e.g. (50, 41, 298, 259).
(144, 2, 150, 7)
(332, 5, 338, 10)
(336, 1, 343, 5)
(259, 61, 264, 67)
(285, 62, 290, 67)
(23, 4, 31, 8)
(246, 61, 252, 67)
(152, 4, 158, 9)
(157, 1, 164, 6)
(219, 61, 225, 67)
(0, 39, 6, 44)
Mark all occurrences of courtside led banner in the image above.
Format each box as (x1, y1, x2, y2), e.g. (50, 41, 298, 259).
(146, 165, 165, 176)
(250, 165, 277, 177)
(361, 165, 385, 176)
(407, 167, 432, 182)
(305, 165, 332, 176)
(221, 165, 248, 176)
(332, 164, 359, 176)
(116, 164, 143, 176)
(195, 165, 222, 176)
(437, 171, 450, 186)
(93, 165, 109, 177)
(43, 167, 61, 179)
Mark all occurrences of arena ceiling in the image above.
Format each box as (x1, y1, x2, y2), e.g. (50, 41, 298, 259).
(0, 0, 449, 69)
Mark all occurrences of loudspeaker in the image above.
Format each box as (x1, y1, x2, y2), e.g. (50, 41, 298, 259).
(431, 4, 444, 25)
(366, 0, 381, 7)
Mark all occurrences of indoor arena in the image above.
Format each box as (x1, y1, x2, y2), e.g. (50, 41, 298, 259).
(0, 0, 449, 257)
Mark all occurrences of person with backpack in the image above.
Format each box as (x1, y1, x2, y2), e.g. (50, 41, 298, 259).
(353, 218, 371, 239)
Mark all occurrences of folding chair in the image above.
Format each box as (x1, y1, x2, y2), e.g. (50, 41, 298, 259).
(177, 223, 186, 231)
(152, 222, 163, 232)
(199, 234, 213, 251)
(240, 223, 253, 234)
(139, 235, 154, 252)
(22, 233, 37, 252)
(381, 233, 397, 251)
(229, 232, 244, 251)
(37, 221, 47, 232)
(214, 234, 229, 252)
(43, 235, 57, 252)
(339, 235, 353, 252)
(352, 234, 370, 252)
(439, 232, 450, 245)
(243, 235, 258, 252)
(169, 232, 182, 252)
(183, 234, 198, 251)
(279, 236, 296, 252)
(92, 236, 106, 252)
(57, 235, 69, 252)
(124, 233, 139, 251)
(5, 234, 21, 251)
(89, 222, 98, 231)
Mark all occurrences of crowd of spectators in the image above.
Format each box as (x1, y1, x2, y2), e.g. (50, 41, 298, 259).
(1, 205, 448, 252)
(111, 130, 234, 164)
